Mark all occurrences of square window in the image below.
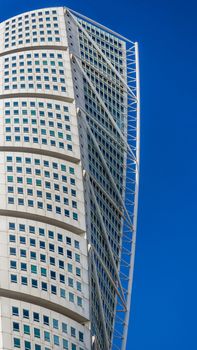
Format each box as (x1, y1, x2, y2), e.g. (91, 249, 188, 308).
(12, 307, 19, 316)
(24, 324, 30, 335)
(24, 340, 31, 350)
(13, 338, 20, 348)
(23, 309, 29, 319)
(33, 312, 39, 322)
(10, 260, 17, 269)
(32, 279, 38, 288)
(13, 322, 19, 332)
(11, 274, 17, 283)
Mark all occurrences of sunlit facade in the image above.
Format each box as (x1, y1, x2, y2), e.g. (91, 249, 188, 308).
(0, 7, 139, 350)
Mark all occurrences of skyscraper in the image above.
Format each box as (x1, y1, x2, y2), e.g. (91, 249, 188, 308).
(0, 7, 139, 350)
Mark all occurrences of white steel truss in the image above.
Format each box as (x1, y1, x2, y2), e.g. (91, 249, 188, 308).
(65, 8, 140, 350)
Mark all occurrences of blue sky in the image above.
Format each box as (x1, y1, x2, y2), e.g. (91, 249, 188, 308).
(1, 0, 196, 349)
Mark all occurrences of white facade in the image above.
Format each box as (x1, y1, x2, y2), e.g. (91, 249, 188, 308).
(0, 6, 140, 350)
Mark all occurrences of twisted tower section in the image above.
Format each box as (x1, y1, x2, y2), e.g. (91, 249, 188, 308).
(0, 7, 90, 350)
(0, 7, 139, 350)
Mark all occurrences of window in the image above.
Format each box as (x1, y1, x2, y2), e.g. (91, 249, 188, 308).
(58, 246, 63, 255)
(23, 309, 29, 319)
(13, 322, 19, 331)
(77, 296, 82, 307)
(68, 263, 72, 273)
(53, 319, 58, 329)
(24, 340, 31, 350)
(30, 251, 36, 260)
(12, 307, 19, 316)
(62, 322, 67, 333)
(31, 265, 37, 274)
(41, 267, 47, 277)
(13, 338, 20, 348)
(77, 281, 82, 292)
(11, 274, 17, 283)
(10, 247, 16, 255)
(69, 292, 74, 303)
(54, 335, 59, 346)
(33, 312, 39, 322)
(51, 285, 57, 294)
(67, 250, 72, 259)
(44, 331, 50, 342)
(24, 324, 30, 335)
(9, 234, 16, 242)
(60, 274, 65, 284)
(21, 276, 27, 285)
(68, 278, 73, 288)
(20, 262, 26, 272)
(35, 345, 41, 350)
(76, 267, 81, 277)
(73, 213, 78, 221)
(71, 327, 76, 337)
(43, 315, 49, 326)
(10, 260, 17, 269)
(63, 339, 69, 349)
(34, 328, 40, 338)
(59, 260, 64, 269)
(79, 331, 84, 342)
(66, 237, 71, 245)
(42, 282, 47, 291)
(40, 254, 46, 263)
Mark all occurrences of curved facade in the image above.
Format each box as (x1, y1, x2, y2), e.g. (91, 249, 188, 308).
(0, 7, 140, 350)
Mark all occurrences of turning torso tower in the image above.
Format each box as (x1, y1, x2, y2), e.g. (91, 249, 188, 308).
(0, 7, 140, 350)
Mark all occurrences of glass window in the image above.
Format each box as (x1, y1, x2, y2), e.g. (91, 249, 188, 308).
(34, 328, 40, 338)
(62, 322, 67, 333)
(71, 327, 76, 337)
(79, 332, 84, 342)
(42, 282, 47, 291)
(23, 309, 29, 319)
(35, 345, 41, 350)
(76, 267, 81, 277)
(63, 339, 68, 349)
(21, 276, 27, 285)
(68, 263, 72, 273)
(54, 335, 59, 345)
(21, 263, 27, 271)
(24, 324, 30, 335)
(10, 260, 17, 269)
(51, 285, 57, 294)
(33, 312, 39, 322)
(11, 274, 17, 283)
(67, 250, 72, 259)
(53, 319, 58, 329)
(43, 315, 49, 326)
(13, 322, 19, 331)
(12, 307, 19, 316)
(41, 267, 47, 277)
(75, 240, 80, 249)
(13, 338, 20, 348)
(77, 281, 82, 292)
(31, 265, 37, 274)
(24, 340, 31, 350)
(44, 331, 50, 342)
